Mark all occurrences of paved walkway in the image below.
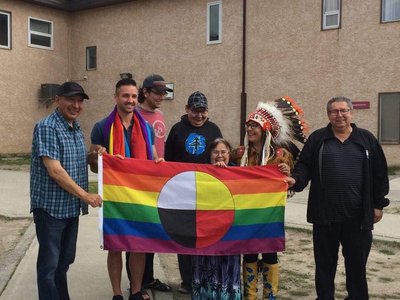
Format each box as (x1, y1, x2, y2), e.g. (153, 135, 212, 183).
(0, 169, 399, 299)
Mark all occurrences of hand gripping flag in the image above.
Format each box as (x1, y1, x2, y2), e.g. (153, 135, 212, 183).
(99, 153, 288, 255)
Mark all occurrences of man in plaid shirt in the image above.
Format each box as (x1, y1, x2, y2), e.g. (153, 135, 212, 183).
(30, 81, 102, 300)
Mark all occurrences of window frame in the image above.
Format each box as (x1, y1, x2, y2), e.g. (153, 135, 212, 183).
(0, 10, 11, 49)
(28, 16, 53, 50)
(378, 92, 400, 144)
(321, 0, 341, 30)
(86, 46, 97, 71)
(381, 0, 400, 23)
(207, 1, 222, 45)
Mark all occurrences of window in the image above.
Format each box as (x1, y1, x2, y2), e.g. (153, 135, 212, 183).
(382, 0, 400, 22)
(0, 10, 11, 49)
(379, 93, 400, 144)
(28, 17, 53, 49)
(207, 1, 222, 44)
(86, 46, 97, 70)
(322, 0, 341, 30)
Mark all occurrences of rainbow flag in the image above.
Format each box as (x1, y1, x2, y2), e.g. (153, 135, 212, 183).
(99, 153, 287, 255)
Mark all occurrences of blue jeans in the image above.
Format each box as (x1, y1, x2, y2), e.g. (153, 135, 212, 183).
(33, 209, 79, 300)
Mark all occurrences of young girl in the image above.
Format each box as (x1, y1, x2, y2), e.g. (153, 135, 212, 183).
(192, 138, 241, 300)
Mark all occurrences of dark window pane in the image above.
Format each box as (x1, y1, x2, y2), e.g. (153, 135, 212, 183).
(31, 34, 51, 47)
(86, 46, 97, 70)
(209, 4, 219, 41)
(30, 18, 51, 34)
(380, 94, 400, 143)
(0, 13, 9, 47)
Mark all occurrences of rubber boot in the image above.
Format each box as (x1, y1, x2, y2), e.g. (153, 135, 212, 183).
(243, 261, 258, 300)
(262, 262, 279, 299)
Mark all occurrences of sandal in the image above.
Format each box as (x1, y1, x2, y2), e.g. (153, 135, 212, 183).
(144, 279, 172, 292)
(128, 290, 150, 300)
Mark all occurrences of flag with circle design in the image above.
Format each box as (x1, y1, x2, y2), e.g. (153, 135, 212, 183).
(99, 153, 287, 255)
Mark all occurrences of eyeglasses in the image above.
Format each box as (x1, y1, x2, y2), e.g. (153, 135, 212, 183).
(328, 109, 351, 116)
(211, 150, 229, 156)
(246, 123, 259, 129)
(151, 89, 167, 96)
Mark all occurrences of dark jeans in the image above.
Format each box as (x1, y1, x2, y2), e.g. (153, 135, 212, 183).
(178, 254, 192, 288)
(313, 218, 372, 300)
(126, 252, 155, 287)
(33, 209, 79, 300)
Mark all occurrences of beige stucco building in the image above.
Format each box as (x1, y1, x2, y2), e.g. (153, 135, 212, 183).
(0, 0, 399, 164)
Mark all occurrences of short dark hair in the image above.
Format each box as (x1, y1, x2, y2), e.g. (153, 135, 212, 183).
(138, 87, 151, 104)
(209, 138, 232, 153)
(115, 78, 137, 94)
(327, 96, 353, 112)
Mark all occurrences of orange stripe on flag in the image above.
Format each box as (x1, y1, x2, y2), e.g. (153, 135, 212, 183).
(103, 168, 168, 192)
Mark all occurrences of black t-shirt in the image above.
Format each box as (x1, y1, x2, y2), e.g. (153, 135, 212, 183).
(165, 115, 222, 164)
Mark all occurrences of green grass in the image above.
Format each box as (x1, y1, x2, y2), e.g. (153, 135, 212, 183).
(0, 155, 31, 165)
(388, 165, 400, 175)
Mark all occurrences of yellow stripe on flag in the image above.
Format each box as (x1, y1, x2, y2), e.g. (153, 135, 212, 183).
(109, 123, 114, 154)
(103, 184, 158, 207)
(233, 192, 287, 209)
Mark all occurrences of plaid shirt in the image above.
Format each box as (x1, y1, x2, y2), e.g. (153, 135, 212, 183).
(30, 109, 88, 219)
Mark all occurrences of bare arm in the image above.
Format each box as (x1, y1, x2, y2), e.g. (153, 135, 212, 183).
(42, 156, 102, 208)
(152, 145, 165, 163)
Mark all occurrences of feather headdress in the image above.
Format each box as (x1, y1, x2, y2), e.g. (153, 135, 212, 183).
(240, 96, 308, 166)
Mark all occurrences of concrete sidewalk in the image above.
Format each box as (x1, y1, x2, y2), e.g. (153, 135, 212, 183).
(0, 169, 399, 299)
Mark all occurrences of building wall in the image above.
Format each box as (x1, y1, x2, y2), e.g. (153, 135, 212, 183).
(1, 0, 399, 164)
(245, 0, 400, 164)
(69, 0, 243, 154)
(0, 0, 70, 153)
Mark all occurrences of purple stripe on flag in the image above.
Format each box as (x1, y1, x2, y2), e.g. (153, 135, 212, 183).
(104, 234, 285, 255)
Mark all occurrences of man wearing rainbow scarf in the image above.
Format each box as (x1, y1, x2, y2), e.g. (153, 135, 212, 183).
(89, 78, 162, 300)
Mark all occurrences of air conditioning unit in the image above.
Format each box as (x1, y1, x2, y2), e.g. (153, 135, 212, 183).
(39, 83, 59, 107)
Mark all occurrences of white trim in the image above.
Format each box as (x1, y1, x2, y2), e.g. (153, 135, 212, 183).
(0, 11, 11, 49)
(322, 0, 340, 30)
(98, 154, 104, 249)
(28, 16, 53, 50)
(207, 1, 222, 44)
(323, 10, 340, 29)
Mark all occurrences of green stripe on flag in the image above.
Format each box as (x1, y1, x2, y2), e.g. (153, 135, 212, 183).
(103, 201, 161, 223)
(234, 206, 284, 225)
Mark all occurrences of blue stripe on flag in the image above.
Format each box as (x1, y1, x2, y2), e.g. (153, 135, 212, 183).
(222, 222, 284, 241)
(104, 218, 170, 240)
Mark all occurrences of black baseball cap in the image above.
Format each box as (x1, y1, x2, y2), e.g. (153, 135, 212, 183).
(187, 91, 208, 109)
(142, 74, 173, 93)
(56, 81, 89, 99)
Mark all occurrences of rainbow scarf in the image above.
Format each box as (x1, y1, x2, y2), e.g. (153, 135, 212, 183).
(103, 106, 153, 159)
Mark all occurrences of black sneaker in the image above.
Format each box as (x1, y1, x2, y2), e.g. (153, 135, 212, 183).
(144, 279, 172, 292)
(112, 295, 124, 300)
